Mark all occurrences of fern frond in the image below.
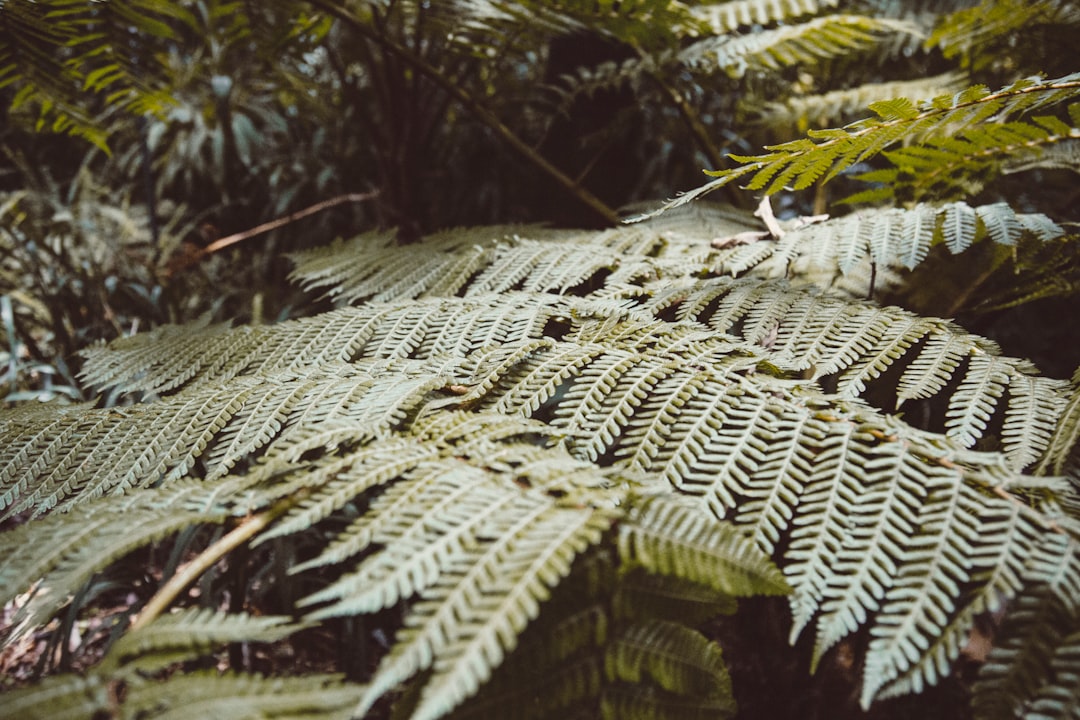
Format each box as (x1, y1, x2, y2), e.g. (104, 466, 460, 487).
(944, 353, 1012, 447)
(970, 534, 1080, 719)
(749, 73, 967, 130)
(352, 496, 614, 720)
(0, 382, 253, 519)
(868, 110, 1080, 201)
(679, 15, 920, 79)
(637, 72, 1080, 216)
(0, 482, 227, 641)
(121, 671, 363, 720)
(1004, 137, 1080, 174)
(928, 0, 1078, 65)
(743, 202, 1063, 278)
(613, 568, 738, 624)
(106, 608, 302, 672)
(0, 672, 111, 720)
(288, 227, 629, 304)
(619, 497, 791, 597)
(1003, 375, 1070, 471)
(690, 0, 841, 33)
(600, 683, 737, 720)
(1036, 376, 1080, 476)
(605, 620, 731, 697)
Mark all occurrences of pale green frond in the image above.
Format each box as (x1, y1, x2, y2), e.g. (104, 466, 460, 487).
(613, 568, 738, 624)
(945, 353, 1012, 447)
(690, 0, 841, 33)
(0, 382, 253, 520)
(1004, 138, 1080, 174)
(968, 534, 1080, 719)
(78, 317, 246, 394)
(256, 438, 438, 550)
(751, 73, 968, 129)
(287, 228, 497, 303)
(758, 202, 1062, 278)
(298, 463, 524, 615)
(605, 620, 731, 697)
(679, 15, 920, 80)
(928, 0, 1078, 63)
(861, 486, 1059, 706)
(618, 497, 791, 597)
(1036, 378, 1080, 476)
(353, 495, 613, 719)
(107, 608, 302, 672)
(1003, 375, 1070, 471)
(552, 349, 680, 463)
(0, 483, 226, 641)
(122, 671, 364, 720)
(0, 673, 110, 720)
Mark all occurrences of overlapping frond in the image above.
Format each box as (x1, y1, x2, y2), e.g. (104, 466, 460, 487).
(928, 0, 1080, 66)
(636, 72, 1080, 217)
(689, 0, 841, 33)
(749, 73, 968, 130)
(3, 213, 1079, 718)
(550, 13, 918, 112)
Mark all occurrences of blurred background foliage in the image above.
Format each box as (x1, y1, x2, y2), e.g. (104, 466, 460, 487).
(2, 0, 1079, 403)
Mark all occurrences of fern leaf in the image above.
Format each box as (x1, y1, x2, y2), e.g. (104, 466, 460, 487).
(895, 330, 972, 406)
(600, 682, 738, 720)
(354, 497, 613, 719)
(256, 438, 438, 552)
(618, 497, 791, 598)
(681, 15, 918, 80)
(1036, 378, 1080, 475)
(107, 608, 301, 673)
(122, 671, 363, 720)
(0, 382, 249, 519)
(1002, 375, 1070, 471)
(298, 463, 524, 615)
(732, 406, 812, 554)
(552, 349, 676, 463)
(751, 73, 967, 129)
(784, 412, 863, 638)
(0, 673, 110, 720)
(0, 485, 226, 641)
(965, 534, 1080, 719)
(637, 73, 1080, 216)
(288, 228, 497, 303)
(945, 353, 1012, 447)
(862, 486, 1053, 706)
(836, 316, 935, 398)
(614, 568, 738, 624)
(690, 0, 841, 33)
(605, 620, 731, 697)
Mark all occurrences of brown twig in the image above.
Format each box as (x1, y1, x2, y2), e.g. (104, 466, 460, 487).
(129, 497, 298, 632)
(164, 191, 379, 277)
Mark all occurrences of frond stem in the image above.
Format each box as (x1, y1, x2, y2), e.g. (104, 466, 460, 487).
(647, 69, 725, 169)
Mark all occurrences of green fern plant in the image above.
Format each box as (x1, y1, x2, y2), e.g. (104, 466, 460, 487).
(3, 2, 1080, 719)
(2, 207, 1078, 717)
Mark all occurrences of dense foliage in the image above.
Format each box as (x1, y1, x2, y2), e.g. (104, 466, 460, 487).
(1, 1, 1079, 719)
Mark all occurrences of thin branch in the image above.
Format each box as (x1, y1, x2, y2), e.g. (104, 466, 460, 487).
(129, 496, 299, 632)
(647, 69, 725, 170)
(163, 191, 379, 276)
